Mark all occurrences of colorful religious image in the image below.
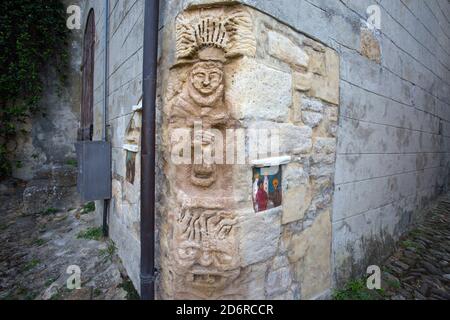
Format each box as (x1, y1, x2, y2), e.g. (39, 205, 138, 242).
(252, 166, 282, 213)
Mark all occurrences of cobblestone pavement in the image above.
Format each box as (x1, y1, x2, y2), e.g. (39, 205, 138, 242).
(381, 194, 450, 300)
(0, 179, 138, 300)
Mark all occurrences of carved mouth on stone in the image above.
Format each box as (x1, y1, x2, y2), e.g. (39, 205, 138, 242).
(191, 166, 216, 187)
(187, 271, 227, 289)
(185, 267, 241, 291)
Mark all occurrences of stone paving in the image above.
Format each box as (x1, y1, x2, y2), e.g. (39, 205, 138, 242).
(0, 179, 138, 300)
(380, 194, 450, 300)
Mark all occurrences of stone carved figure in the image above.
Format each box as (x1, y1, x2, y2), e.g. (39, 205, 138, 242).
(166, 5, 256, 299)
(171, 205, 240, 298)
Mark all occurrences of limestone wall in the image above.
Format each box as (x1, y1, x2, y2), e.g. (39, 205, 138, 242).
(159, 0, 450, 296)
(81, 0, 145, 291)
(158, 3, 338, 300)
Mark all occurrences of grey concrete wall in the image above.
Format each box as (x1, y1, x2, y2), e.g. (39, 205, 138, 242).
(82, 0, 144, 292)
(160, 0, 450, 289)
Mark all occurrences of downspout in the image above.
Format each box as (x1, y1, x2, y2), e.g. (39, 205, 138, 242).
(103, 0, 110, 237)
(141, 0, 160, 300)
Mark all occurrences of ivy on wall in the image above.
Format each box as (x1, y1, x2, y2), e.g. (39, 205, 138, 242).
(0, 0, 69, 178)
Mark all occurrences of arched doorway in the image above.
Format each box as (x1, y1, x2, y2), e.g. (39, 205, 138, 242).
(79, 10, 95, 141)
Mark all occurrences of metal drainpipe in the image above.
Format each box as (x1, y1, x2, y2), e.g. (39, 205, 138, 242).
(103, 0, 110, 237)
(141, 0, 160, 300)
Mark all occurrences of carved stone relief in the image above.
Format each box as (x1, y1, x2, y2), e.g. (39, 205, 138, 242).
(165, 5, 256, 299)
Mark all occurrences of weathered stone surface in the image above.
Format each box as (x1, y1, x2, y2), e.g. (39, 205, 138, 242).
(309, 49, 340, 105)
(278, 124, 312, 154)
(282, 185, 312, 224)
(289, 210, 331, 299)
(239, 208, 281, 267)
(314, 138, 336, 154)
(360, 28, 381, 64)
(159, 2, 340, 300)
(267, 30, 309, 69)
(226, 58, 292, 122)
(283, 163, 308, 189)
(266, 266, 292, 296)
(293, 71, 313, 92)
(302, 111, 323, 128)
(0, 183, 135, 300)
(302, 96, 325, 113)
(307, 48, 326, 75)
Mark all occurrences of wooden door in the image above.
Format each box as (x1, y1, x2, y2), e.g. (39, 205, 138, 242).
(79, 10, 95, 141)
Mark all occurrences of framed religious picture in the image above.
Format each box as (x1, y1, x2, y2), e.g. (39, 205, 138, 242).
(252, 165, 282, 213)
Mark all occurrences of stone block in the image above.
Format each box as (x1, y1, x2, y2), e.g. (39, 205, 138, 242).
(289, 210, 331, 299)
(309, 49, 340, 105)
(282, 184, 312, 224)
(283, 162, 308, 189)
(302, 96, 325, 113)
(278, 124, 312, 154)
(313, 138, 336, 154)
(360, 28, 381, 64)
(293, 71, 313, 92)
(239, 208, 281, 267)
(267, 31, 309, 69)
(307, 48, 326, 75)
(302, 111, 323, 128)
(226, 58, 292, 122)
(266, 266, 292, 297)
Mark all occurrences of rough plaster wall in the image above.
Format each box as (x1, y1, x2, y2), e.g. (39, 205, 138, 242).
(160, 0, 450, 290)
(11, 0, 83, 213)
(82, 0, 144, 292)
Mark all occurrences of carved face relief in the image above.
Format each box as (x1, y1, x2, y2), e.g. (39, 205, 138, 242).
(172, 208, 240, 294)
(188, 61, 225, 107)
(191, 62, 224, 96)
(165, 5, 257, 299)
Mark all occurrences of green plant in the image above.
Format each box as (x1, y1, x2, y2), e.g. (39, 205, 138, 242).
(81, 202, 96, 214)
(333, 279, 385, 300)
(66, 159, 77, 167)
(119, 278, 140, 300)
(99, 241, 116, 261)
(401, 240, 421, 250)
(0, 0, 69, 178)
(385, 278, 400, 289)
(23, 259, 40, 272)
(77, 227, 103, 241)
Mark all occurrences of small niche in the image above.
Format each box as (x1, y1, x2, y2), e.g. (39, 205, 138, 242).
(252, 156, 290, 213)
(123, 100, 142, 185)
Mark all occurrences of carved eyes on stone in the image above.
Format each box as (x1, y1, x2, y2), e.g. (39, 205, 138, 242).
(191, 70, 223, 94)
